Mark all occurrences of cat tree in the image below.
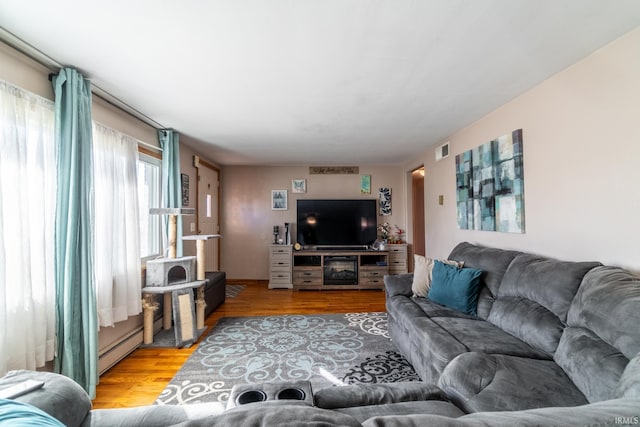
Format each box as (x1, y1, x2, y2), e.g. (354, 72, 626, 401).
(142, 208, 221, 347)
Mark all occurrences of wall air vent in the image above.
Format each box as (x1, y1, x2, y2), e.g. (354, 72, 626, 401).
(435, 141, 450, 161)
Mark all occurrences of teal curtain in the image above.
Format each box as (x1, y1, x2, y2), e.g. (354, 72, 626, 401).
(51, 68, 98, 398)
(158, 129, 183, 257)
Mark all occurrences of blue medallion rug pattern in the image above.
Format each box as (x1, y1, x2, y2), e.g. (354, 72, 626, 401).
(156, 312, 419, 405)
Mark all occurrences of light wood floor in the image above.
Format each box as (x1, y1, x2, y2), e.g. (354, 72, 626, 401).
(92, 280, 387, 409)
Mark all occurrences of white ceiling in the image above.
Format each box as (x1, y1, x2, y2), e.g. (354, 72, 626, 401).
(1, 1, 639, 165)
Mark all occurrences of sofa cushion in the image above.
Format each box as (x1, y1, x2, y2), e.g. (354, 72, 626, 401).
(400, 316, 549, 384)
(487, 254, 600, 355)
(361, 399, 640, 427)
(554, 327, 629, 403)
(412, 297, 479, 320)
(427, 317, 550, 360)
(336, 400, 465, 423)
(447, 242, 521, 319)
(438, 352, 588, 413)
(567, 266, 640, 360)
(616, 351, 640, 399)
(174, 402, 362, 427)
(428, 262, 483, 315)
(411, 255, 463, 298)
(551, 266, 640, 403)
(487, 297, 564, 356)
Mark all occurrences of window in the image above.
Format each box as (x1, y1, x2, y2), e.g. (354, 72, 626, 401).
(138, 153, 162, 259)
(93, 122, 143, 326)
(0, 80, 56, 374)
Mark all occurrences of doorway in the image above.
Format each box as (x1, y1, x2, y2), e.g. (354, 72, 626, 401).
(411, 167, 425, 256)
(194, 155, 221, 271)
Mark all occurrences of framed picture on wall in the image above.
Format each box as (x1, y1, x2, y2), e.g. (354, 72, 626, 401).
(361, 175, 371, 194)
(292, 179, 306, 193)
(181, 173, 189, 206)
(272, 190, 288, 210)
(379, 187, 392, 215)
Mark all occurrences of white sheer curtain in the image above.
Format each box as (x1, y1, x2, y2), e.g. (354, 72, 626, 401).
(0, 80, 56, 375)
(93, 122, 142, 327)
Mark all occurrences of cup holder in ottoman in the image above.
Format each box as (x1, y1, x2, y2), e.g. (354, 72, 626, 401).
(236, 390, 267, 405)
(226, 381, 313, 410)
(277, 387, 306, 401)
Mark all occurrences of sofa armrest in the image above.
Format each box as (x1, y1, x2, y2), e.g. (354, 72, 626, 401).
(82, 403, 225, 427)
(0, 370, 92, 427)
(384, 273, 414, 298)
(314, 382, 446, 409)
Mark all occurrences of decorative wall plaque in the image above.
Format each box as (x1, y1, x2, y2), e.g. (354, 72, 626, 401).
(379, 187, 392, 215)
(309, 166, 359, 175)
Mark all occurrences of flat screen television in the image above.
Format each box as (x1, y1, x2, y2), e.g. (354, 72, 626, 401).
(296, 199, 377, 248)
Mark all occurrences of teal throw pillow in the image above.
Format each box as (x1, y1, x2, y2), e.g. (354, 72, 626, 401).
(0, 399, 65, 426)
(428, 260, 483, 315)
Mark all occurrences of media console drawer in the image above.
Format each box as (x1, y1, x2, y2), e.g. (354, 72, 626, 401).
(269, 245, 293, 289)
(293, 268, 323, 286)
(387, 244, 408, 275)
(358, 267, 387, 287)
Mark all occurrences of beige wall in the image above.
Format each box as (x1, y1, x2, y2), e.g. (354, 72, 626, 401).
(221, 165, 407, 279)
(0, 43, 158, 147)
(179, 138, 223, 258)
(416, 27, 640, 273)
(0, 42, 53, 99)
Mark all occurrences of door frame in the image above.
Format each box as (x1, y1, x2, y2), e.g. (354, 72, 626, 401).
(410, 165, 425, 260)
(193, 155, 221, 269)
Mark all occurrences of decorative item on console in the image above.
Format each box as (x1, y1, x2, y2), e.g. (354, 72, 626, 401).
(378, 222, 391, 241)
(374, 222, 391, 251)
(284, 222, 291, 245)
(388, 225, 405, 244)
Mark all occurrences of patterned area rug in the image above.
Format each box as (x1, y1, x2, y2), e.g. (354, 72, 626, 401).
(156, 312, 419, 405)
(225, 284, 245, 298)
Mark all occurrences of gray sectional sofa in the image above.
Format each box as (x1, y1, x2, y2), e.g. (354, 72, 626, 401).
(384, 242, 640, 422)
(1, 242, 639, 426)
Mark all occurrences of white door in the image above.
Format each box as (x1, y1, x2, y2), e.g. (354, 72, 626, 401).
(197, 159, 220, 271)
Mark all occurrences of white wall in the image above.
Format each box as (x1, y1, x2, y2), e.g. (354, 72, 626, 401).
(418, 27, 640, 273)
(221, 165, 407, 279)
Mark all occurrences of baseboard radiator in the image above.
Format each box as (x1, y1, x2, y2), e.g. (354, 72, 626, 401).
(98, 318, 163, 376)
(98, 329, 142, 375)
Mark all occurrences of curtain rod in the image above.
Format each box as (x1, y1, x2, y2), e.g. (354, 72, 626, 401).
(1, 27, 166, 131)
(93, 120, 162, 152)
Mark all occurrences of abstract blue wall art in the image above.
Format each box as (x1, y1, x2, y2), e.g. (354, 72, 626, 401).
(455, 129, 525, 233)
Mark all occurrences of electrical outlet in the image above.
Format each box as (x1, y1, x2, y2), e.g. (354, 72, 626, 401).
(190, 222, 196, 232)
